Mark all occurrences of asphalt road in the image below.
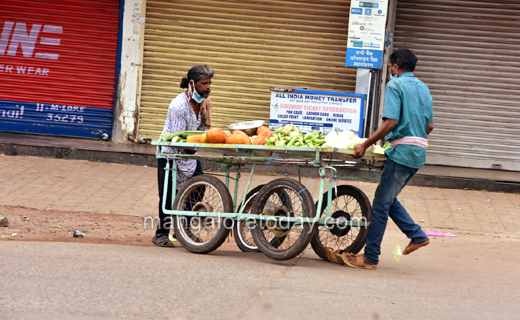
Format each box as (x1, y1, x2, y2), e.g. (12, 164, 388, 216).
(1, 226, 519, 320)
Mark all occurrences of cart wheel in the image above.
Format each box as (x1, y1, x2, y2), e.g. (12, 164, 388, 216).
(234, 185, 292, 252)
(234, 185, 264, 252)
(172, 175, 233, 254)
(251, 178, 316, 261)
(310, 185, 371, 261)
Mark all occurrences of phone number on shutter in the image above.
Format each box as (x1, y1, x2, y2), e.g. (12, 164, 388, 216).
(46, 113, 84, 123)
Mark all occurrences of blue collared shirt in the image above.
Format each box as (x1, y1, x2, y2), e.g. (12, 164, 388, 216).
(382, 72, 433, 169)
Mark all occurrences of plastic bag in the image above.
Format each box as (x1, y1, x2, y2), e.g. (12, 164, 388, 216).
(425, 230, 456, 237)
(392, 244, 402, 263)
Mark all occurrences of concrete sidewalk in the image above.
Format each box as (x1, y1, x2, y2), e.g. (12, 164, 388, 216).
(2, 132, 520, 192)
(1, 155, 519, 237)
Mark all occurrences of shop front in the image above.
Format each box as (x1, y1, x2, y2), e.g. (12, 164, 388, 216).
(0, 0, 122, 139)
(392, 0, 520, 171)
(136, 0, 359, 141)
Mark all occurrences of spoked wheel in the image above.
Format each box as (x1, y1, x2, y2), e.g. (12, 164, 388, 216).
(234, 185, 264, 252)
(172, 175, 233, 254)
(251, 178, 316, 261)
(310, 185, 371, 261)
(234, 185, 293, 252)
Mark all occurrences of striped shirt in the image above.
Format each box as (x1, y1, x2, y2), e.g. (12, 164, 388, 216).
(161, 92, 208, 188)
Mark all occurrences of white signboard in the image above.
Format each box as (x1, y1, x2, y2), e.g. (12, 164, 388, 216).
(345, 0, 389, 69)
(269, 89, 366, 136)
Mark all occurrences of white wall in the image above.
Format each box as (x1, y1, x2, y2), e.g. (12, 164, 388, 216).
(112, 0, 145, 143)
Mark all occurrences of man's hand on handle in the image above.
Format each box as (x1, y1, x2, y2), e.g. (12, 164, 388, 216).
(353, 143, 367, 159)
(353, 119, 399, 159)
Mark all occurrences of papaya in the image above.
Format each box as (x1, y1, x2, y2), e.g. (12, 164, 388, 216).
(186, 134, 203, 143)
(200, 133, 208, 143)
(233, 130, 249, 138)
(256, 126, 270, 136)
(225, 134, 251, 145)
(253, 129, 273, 145)
(206, 128, 228, 143)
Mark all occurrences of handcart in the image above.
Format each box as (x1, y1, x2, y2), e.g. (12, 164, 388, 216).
(152, 141, 386, 261)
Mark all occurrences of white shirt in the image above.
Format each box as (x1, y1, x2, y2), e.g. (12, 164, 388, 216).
(161, 92, 208, 188)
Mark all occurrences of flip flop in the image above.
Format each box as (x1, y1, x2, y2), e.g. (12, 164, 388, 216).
(403, 240, 430, 255)
(325, 247, 345, 265)
(342, 253, 377, 270)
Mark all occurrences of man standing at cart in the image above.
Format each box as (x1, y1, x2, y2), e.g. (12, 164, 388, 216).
(152, 65, 214, 247)
(339, 49, 434, 269)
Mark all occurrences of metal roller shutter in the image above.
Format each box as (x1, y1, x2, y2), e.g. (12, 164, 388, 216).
(138, 0, 357, 140)
(394, 0, 520, 171)
(0, 0, 120, 139)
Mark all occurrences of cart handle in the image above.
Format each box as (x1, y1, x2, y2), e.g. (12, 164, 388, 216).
(319, 166, 337, 177)
(319, 165, 338, 196)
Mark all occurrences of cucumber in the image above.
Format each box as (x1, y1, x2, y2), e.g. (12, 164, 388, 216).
(179, 131, 206, 139)
(160, 132, 183, 141)
(160, 131, 206, 141)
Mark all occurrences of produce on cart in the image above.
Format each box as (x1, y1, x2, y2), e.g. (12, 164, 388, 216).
(152, 120, 388, 261)
(159, 130, 206, 143)
(159, 123, 390, 156)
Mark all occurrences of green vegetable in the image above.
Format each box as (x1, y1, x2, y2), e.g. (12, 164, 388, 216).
(179, 131, 206, 139)
(159, 130, 206, 141)
(280, 124, 296, 136)
(287, 136, 298, 146)
(160, 132, 181, 141)
(304, 130, 319, 139)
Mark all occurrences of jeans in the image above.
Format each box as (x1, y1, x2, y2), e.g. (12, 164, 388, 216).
(363, 158, 429, 265)
(156, 159, 204, 236)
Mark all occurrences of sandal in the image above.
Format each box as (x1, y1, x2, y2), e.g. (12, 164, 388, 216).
(403, 240, 430, 255)
(342, 253, 377, 270)
(152, 234, 174, 247)
(325, 247, 345, 265)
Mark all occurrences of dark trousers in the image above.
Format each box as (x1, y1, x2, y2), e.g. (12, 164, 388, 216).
(156, 158, 204, 236)
(364, 159, 429, 265)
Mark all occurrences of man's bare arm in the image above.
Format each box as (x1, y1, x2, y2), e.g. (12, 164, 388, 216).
(353, 119, 398, 159)
(427, 122, 434, 135)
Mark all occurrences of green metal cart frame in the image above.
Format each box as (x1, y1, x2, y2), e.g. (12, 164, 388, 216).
(152, 141, 386, 259)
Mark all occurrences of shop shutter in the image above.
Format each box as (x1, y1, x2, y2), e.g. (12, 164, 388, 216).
(138, 0, 357, 140)
(0, 0, 120, 139)
(394, 0, 520, 171)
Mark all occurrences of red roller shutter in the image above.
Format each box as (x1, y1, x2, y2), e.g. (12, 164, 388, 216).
(0, 0, 120, 139)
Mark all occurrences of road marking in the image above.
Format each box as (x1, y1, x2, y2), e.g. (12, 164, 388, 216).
(234, 257, 299, 319)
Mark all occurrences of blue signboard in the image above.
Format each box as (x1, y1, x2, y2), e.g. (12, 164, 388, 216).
(270, 88, 366, 136)
(346, 48, 384, 69)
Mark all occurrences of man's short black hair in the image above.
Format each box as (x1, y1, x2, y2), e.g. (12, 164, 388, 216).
(180, 65, 214, 88)
(389, 49, 418, 72)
